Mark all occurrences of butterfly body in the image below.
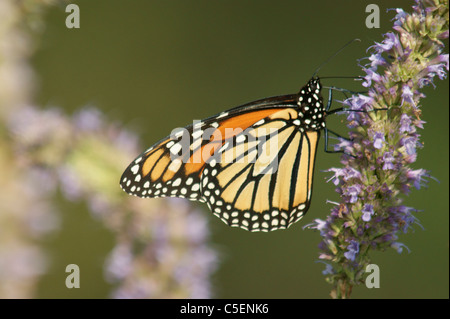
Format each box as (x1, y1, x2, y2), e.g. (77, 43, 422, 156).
(121, 77, 327, 232)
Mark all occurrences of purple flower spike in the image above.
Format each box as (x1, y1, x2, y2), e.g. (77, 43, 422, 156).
(313, 0, 448, 299)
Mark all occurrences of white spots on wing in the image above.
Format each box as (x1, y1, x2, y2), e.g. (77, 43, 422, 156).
(170, 143, 182, 155)
(202, 176, 209, 187)
(218, 142, 229, 153)
(236, 134, 246, 144)
(168, 158, 182, 172)
(130, 164, 139, 175)
(191, 138, 203, 151)
(193, 121, 204, 129)
(217, 112, 229, 119)
(209, 158, 217, 167)
(192, 129, 203, 139)
(173, 130, 184, 138)
(254, 119, 265, 126)
(166, 140, 175, 149)
(172, 178, 182, 187)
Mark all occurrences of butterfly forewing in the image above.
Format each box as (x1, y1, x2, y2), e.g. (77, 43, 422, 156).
(120, 123, 212, 203)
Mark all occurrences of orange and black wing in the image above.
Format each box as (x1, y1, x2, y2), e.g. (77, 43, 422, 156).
(200, 107, 320, 231)
(120, 94, 321, 232)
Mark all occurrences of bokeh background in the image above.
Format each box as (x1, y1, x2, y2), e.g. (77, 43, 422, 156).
(8, 0, 449, 298)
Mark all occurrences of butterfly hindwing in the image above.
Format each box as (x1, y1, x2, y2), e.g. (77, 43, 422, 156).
(200, 108, 321, 231)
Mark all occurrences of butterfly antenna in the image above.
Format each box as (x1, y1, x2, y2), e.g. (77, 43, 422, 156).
(312, 38, 361, 78)
(320, 75, 363, 80)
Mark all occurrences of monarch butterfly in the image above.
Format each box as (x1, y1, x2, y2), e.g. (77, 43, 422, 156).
(120, 73, 355, 232)
(120, 40, 364, 232)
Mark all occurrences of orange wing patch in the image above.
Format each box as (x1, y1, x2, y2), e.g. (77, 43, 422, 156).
(217, 108, 282, 138)
(184, 108, 283, 176)
(142, 148, 165, 177)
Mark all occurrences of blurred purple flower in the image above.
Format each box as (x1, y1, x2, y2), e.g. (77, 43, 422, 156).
(73, 107, 104, 132)
(5, 103, 219, 299)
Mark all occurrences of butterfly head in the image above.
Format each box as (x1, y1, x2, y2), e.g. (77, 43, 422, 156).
(297, 77, 326, 131)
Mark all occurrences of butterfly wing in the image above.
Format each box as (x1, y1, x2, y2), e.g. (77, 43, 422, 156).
(121, 93, 321, 232)
(200, 108, 321, 232)
(120, 95, 296, 203)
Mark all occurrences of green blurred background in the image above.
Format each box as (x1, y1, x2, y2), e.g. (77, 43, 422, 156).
(32, 0, 448, 298)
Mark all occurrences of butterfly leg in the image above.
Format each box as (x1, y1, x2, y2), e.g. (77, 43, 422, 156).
(326, 86, 333, 112)
(324, 128, 356, 158)
(325, 86, 368, 96)
(325, 86, 368, 115)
